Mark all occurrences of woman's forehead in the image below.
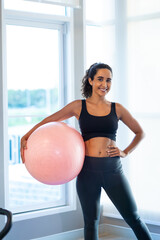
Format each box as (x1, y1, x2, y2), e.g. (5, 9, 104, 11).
(95, 68, 112, 77)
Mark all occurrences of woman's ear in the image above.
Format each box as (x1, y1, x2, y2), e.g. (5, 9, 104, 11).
(88, 77, 93, 86)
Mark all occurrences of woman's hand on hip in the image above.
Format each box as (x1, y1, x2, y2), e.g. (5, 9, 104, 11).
(107, 145, 127, 158)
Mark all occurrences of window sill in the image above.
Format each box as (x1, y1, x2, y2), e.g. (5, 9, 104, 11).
(13, 203, 76, 222)
(12, 179, 77, 222)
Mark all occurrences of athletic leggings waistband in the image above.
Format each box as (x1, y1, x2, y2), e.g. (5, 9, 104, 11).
(82, 155, 122, 173)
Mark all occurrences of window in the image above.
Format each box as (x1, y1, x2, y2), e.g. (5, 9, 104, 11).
(127, 0, 160, 16)
(86, 0, 115, 23)
(1, 2, 75, 220)
(7, 23, 67, 214)
(85, 0, 116, 101)
(4, 0, 66, 16)
(86, 25, 115, 69)
(127, 15, 160, 224)
(86, 0, 160, 225)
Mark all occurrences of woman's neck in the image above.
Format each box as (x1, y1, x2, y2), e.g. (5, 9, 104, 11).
(87, 95, 107, 104)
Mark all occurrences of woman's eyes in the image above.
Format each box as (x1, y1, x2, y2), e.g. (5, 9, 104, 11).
(107, 79, 111, 82)
(98, 78, 111, 82)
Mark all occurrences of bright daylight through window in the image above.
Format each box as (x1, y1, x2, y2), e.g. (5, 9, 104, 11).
(86, 0, 160, 225)
(7, 24, 66, 214)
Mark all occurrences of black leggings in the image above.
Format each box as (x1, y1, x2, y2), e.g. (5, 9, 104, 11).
(76, 156, 152, 240)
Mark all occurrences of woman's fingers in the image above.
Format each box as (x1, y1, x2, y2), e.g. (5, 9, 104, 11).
(107, 145, 120, 157)
(20, 148, 25, 163)
(20, 139, 27, 163)
(107, 145, 127, 158)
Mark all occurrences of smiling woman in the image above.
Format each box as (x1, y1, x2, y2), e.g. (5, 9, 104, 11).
(20, 60, 152, 239)
(81, 63, 113, 99)
(76, 62, 152, 240)
(88, 69, 112, 96)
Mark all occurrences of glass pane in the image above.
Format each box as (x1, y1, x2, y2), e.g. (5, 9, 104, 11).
(127, 0, 160, 17)
(86, 25, 116, 100)
(7, 25, 60, 116)
(9, 164, 66, 212)
(8, 89, 59, 117)
(6, 25, 66, 213)
(86, 0, 115, 22)
(127, 19, 160, 113)
(127, 17, 160, 221)
(4, 0, 66, 16)
(86, 25, 115, 67)
(129, 117, 160, 215)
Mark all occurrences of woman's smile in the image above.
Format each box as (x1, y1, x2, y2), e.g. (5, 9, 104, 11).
(99, 87, 107, 93)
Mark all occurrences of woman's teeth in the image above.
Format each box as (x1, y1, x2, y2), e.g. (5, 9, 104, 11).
(99, 88, 107, 92)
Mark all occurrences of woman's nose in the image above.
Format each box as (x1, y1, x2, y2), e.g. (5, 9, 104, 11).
(102, 81, 107, 88)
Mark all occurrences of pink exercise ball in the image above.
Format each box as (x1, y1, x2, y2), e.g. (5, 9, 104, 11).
(24, 122, 85, 185)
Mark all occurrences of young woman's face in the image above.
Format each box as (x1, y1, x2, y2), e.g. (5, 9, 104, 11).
(89, 68, 112, 97)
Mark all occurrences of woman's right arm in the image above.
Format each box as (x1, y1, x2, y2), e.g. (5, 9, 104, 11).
(20, 100, 81, 162)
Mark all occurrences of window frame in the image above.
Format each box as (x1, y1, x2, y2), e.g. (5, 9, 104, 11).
(0, 5, 77, 222)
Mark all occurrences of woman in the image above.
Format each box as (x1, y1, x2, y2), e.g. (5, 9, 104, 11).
(21, 63, 152, 240)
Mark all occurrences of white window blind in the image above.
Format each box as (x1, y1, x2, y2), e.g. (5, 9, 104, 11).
(24, 0, 80, 8)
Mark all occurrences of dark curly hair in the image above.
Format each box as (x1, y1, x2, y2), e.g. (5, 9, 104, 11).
(81, 62, 113, 98)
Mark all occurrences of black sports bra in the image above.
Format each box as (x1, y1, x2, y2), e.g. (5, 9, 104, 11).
(78, 99, 119, 142)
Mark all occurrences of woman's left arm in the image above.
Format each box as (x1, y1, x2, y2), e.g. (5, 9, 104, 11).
(108, 103, 145, 158)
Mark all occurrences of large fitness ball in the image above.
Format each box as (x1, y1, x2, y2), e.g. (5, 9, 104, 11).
(24, 122, 85, 185)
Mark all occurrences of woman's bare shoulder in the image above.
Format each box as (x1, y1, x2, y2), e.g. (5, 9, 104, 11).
(72, 99, 83, 119)
(71, 99, 82, 106)
(115, 102, 127, 120)
(115, 102, 136, 122)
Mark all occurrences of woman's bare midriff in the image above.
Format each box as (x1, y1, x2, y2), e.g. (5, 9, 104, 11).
(84, 137, 116, 157)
